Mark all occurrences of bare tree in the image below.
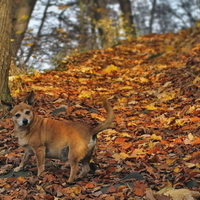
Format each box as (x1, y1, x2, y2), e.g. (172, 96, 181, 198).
(0, 0, 13, 103)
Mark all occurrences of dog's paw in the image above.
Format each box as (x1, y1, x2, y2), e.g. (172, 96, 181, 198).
(66, 181, 76, 185)
(13, 166, 23, 172)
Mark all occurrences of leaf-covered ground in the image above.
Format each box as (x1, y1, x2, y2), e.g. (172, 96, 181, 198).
(1, 27, 200, 199)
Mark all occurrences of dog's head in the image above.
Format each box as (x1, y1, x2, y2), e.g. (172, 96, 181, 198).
(1, 91, 35, 127)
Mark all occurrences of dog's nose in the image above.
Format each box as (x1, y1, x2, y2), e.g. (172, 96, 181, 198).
(22, 118, 28, 125)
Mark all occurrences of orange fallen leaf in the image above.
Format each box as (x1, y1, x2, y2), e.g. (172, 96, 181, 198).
(174, 138, 183, 144)
(134, 181, 147, 196)
(84, 182, 95, 189)
(191, 137, 200, 145)
(107, 185, 117, 193)
(105, 195, 115, 200)
(114, 137, 127, 144)
(148, 146, 160, 154)
(190, 116, 200, 123)
(16, 176, 27, 184)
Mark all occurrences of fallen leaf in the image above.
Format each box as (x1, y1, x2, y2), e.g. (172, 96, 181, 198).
(151, 134, 162, 141)
(134, 181, 147, 196)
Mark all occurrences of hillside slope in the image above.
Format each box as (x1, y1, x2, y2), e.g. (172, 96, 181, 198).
(0, 27, 200, 199)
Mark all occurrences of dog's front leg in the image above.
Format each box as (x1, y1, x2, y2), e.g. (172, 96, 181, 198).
(34, 147, 45, 176)
(14, 148, 33, 172)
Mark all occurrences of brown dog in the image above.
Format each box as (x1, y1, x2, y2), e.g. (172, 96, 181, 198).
(1, 91, 114, 182)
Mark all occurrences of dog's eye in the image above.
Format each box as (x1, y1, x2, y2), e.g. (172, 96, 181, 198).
(15, 113, 21, 118)
(25, 110, 30, 115)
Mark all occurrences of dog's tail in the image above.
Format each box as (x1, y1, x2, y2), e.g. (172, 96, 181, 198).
(91, 98, 114, 136)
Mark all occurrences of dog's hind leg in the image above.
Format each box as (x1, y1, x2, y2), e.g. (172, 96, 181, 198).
(78, 155, 91, 178)
(68, 155, 79, 183)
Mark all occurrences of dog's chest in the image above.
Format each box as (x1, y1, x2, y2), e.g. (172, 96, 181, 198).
(17, 135, 29, 146)
(15, 129, 30, 146)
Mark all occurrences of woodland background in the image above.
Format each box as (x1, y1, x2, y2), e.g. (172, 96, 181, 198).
(0, 0, 200, 199)
(10, 0, 200, 70)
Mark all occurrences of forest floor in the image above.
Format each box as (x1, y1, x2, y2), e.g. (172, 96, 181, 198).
(1, 27, 200, 200)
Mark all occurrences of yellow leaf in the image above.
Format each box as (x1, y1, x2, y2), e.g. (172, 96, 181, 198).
(106, 47, 114, 51)
(144, 104, 159, 110)
(174, 167, 181, 172)
(102, 64, 118, 73)
(148, 140, 154, 148)
(187, 106, 196, 114)
(78, 90, 94, 98)
(73, 185, 81, 194)
(120, 132, 132, 138)
(157, 91, 176, 101)
(166, 158, 176, 165)
(188, 133, 194, 141)
(196, 20, 200, 27)
(120, 86, 133, 90)
(134, 77, 149, 83)
(78, 78, 88, 84)
(90, 113, 105, 121)
(185, 162, 195, 168)
(57, 28, 66, 33)
(193, 76, 200, 84)
(112, 152, 129, 160)
(175, 119, 188, 126)
(130, 149, 145, 158)
(18, 15, 29, 21)
(27, 29, 34, 33)
(165, 45, 175, 53)
(16, 30, 23, 34)
(151, 134, 162, 141)
(24, 43, 34, 46)
(183, 155, 192, 160)
(196, 163, 200, 168)
(80, 66, 93, 73)
(118, 97, 128, 103)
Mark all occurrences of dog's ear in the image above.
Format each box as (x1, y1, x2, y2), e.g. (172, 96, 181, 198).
(1, 100, 14, 111)
(24, 91, 34, 105)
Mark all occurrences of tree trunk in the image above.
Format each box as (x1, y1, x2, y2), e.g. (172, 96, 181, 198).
(0, 0, 13, 103)
(11, 0, 37, 57)
(88, 0, 109, 48)
(118, 0, 136, 37)
(149, 0, 157, 33)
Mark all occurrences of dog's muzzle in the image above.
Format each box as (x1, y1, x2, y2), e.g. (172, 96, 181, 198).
(22, 118, 29, 126)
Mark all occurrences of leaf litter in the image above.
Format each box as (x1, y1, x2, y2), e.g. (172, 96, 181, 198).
(0, 27, 200, 199)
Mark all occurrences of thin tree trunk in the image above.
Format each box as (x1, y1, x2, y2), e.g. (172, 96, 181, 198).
(118, 0, 136, 37)
(149, 0, 157, 33)
(90, 0, 109, 48)
(11, 0, 37, 57)
(25, 0, 51, 64)
(0, 0, 13, 102)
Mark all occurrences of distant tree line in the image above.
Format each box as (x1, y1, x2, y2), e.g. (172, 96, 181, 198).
(9, 0, 200, 70)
